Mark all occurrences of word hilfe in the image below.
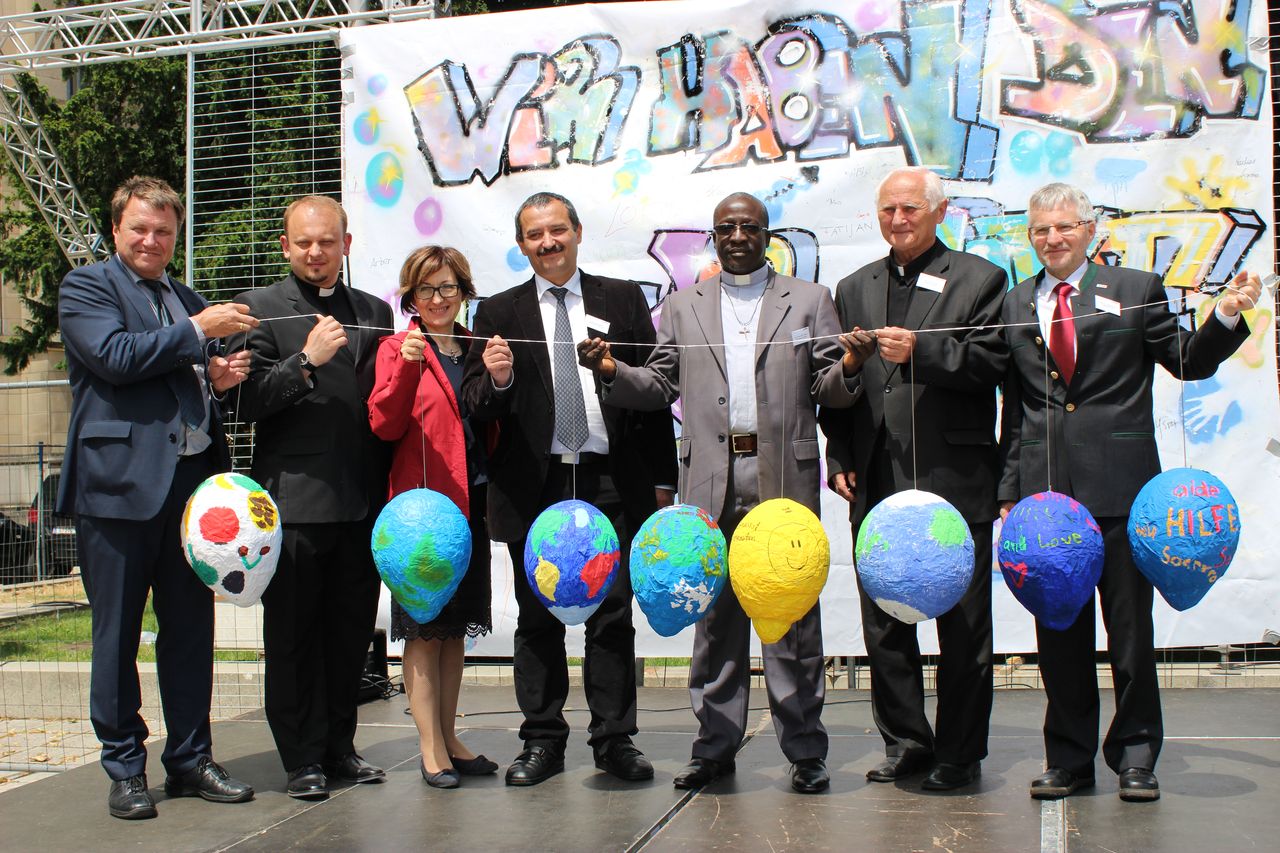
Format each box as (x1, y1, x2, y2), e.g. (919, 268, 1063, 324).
(1165, 504, 1238, 537)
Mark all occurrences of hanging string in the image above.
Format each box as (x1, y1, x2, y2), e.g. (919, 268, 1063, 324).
(1174, 292, 1189, 469)
(907, 355, 918, 490)
(1042, 314, 1054, 494)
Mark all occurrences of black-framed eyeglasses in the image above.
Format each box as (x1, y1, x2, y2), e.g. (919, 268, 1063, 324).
(1028, 220, 1090, 239)
(413, 283, 461, 300)
(712, 222, 766, 237)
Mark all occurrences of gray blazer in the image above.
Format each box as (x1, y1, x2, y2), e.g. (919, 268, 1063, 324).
(605, 272, 856, 518)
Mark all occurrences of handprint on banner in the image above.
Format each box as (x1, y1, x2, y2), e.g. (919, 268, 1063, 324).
(1181, 377, 1243, 445)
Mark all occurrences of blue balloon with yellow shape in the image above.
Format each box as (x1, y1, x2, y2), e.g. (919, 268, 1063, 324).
(855, 489, 974, 624)
(1128, 468, 1240, 611)
(998, 491, 1103, 630)
(371, 489, 471, 625)
(630, 504, 728, 637)
(524, 500, 620, 625)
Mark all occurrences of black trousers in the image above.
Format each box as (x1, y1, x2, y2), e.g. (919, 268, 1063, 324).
(262, 517, 381, 771)
(856, 444, 994, 764)
(508, 459, 637, 752)
(1036, 515, 1162, 776)
(79, 450, 217, 780)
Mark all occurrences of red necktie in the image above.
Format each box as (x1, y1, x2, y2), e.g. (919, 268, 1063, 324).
(1049, 282, 1075, 385)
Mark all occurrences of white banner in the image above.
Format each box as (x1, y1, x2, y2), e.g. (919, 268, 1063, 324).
(346, 0, 1279, 655)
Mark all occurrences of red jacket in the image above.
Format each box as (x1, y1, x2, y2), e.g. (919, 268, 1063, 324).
(368, 319, 489, 518)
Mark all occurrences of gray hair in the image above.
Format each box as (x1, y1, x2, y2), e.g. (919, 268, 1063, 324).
(514, 192, 580, 241)
(876, 166, 946, 210)
(1027, 183, 1095, 221)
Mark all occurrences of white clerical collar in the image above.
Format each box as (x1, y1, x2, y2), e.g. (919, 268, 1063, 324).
(535, 269, 582, 298)
(317, 284, 337, 297)
(719, 265, 770, 287)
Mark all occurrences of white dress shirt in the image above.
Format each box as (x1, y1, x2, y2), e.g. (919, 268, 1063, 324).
(535, 270, 610, 456)
(719, 265, 771, 433)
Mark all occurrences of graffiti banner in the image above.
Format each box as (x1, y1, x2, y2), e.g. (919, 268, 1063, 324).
(342, 0, 1278, 655)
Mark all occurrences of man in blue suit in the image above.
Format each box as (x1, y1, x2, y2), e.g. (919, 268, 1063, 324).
(58, 176, 259, 819)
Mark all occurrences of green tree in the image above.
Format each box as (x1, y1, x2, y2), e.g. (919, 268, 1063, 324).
(0, 57, 186, 373)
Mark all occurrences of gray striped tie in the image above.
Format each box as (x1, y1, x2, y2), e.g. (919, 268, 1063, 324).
(549, 287, 589, 451)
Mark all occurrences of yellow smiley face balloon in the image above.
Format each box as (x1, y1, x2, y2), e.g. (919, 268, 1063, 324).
(728, 498, 830, 643)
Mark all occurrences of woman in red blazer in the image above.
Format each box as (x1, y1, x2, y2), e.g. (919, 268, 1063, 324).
(368, 246, 496, 788)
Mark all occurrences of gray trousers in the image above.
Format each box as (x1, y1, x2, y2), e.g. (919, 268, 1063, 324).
(688, 454, 828, 763)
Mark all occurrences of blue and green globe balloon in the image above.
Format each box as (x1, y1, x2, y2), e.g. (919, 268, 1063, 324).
(1128, 468, 1240, 611)
(524, 500, 619, 625)
(630, 504, 727, 637)
(856, 489, 974, 624)
(998, 491, 1103, 630)
(371, 488, 471, 625)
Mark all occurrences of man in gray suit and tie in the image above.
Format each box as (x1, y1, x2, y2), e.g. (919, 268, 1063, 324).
(579, 192, 868, 793)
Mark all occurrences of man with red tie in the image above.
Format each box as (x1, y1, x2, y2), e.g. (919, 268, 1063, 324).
(999, 182, 1261, 802)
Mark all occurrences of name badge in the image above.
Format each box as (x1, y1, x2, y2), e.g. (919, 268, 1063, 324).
(585, 314, 610, 334)
(1095, 295, 1121, 316)
(916, 273, 946, 293)
(791, 326, 810, 347)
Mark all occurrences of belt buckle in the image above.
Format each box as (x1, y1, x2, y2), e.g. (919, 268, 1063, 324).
(556, 452, 578, 464)
(730, 433, 755, 454)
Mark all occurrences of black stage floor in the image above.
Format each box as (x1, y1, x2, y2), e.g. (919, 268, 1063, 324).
(4, 687, 1277, 852)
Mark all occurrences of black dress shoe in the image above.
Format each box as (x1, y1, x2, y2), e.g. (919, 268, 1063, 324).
(673, 757, 736, 790)
(921, 761, 981, 791)
(594, 739, 654, 781)
(866, 751, 933, 782)
(1030, 767, 1095, 799)
(790, 758, 830, 794)
(324, 752, 385, 784)
(109, 775, 157, 820)
(164, 756, 254, 803)
(504, 745, 564, 787)
(1118, 768, 1160, 802)
(451, 754, 499, 776)
(286, 764, 329, 800)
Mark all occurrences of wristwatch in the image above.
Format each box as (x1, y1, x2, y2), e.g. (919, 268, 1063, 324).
(298, 351, 312, 369)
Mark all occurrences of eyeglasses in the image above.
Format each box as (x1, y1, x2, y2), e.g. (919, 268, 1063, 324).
(712, 222, 766, 237)
(413, 283, 461, 300)
(1028, 220, 1090, 239)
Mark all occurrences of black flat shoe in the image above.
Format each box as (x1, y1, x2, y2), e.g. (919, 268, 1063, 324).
(1118, 768, 1160, 802)
(109, 775, 157, 820)
(921, 761, 981, 791)
(594, 739, 654, 781)
(286, 764, 328, 800)
(673, 757, 736, 789)
(791, 758, 830, 794)
(451, 754, 499, 776)
(324, 752, 385, 784)
(1030, 767, 1095, 799)
(504, 745, 564, 787)
(421, 760, 460, 789)
(866, 751, 933, 782)
(164, 756, 254, 803)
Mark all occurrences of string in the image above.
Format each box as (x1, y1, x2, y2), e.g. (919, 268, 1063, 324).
(908, 356, 918, 490)
(1042, 310, 1054, 494)
(1174, 292, 1188, 468)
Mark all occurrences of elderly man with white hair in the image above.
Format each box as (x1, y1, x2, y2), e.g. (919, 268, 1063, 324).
(820, 166, 1009, 792)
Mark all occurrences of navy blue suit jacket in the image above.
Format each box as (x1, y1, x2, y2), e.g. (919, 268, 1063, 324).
(58, 255, 229, 520)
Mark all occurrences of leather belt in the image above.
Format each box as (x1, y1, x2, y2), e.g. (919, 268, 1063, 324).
(730, 433, 758, 455)
(552, 451, 609, 465)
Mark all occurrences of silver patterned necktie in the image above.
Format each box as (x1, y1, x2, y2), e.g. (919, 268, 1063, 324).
(549, 287, 589, 451)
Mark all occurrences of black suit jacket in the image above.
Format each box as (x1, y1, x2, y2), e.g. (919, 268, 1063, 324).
(999, 262, 1249, 517)
(461, 272, 677, 543)
(58, 255, 231, 520)
(232, 275, 392, 524)
(822, 244, 1008, 523)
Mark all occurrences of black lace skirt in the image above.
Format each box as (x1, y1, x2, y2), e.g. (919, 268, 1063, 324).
(390, 485, 492, 642)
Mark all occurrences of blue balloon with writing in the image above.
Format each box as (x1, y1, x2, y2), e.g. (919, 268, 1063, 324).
(998, 491, 1104, 631)
(1127, 468, 1240, 611)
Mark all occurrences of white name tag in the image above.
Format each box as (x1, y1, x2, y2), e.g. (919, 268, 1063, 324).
(585, 314, 610, 334)
(1095, 295, 1121, 316)
(916, 272, 946, 293)
(791, 326, 810, 347)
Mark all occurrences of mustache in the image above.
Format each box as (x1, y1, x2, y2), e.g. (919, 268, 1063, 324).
(537, 245, 564, 257)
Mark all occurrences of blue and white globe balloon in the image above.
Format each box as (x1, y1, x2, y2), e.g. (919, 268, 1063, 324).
(998, 491, 1103, 630)
(855, 489, 974, 624)
(524, 500, 620, 625)
(1128, 468, 1240, 611)
(371, 488, 471, 625)
(630, 504, 727, 637)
